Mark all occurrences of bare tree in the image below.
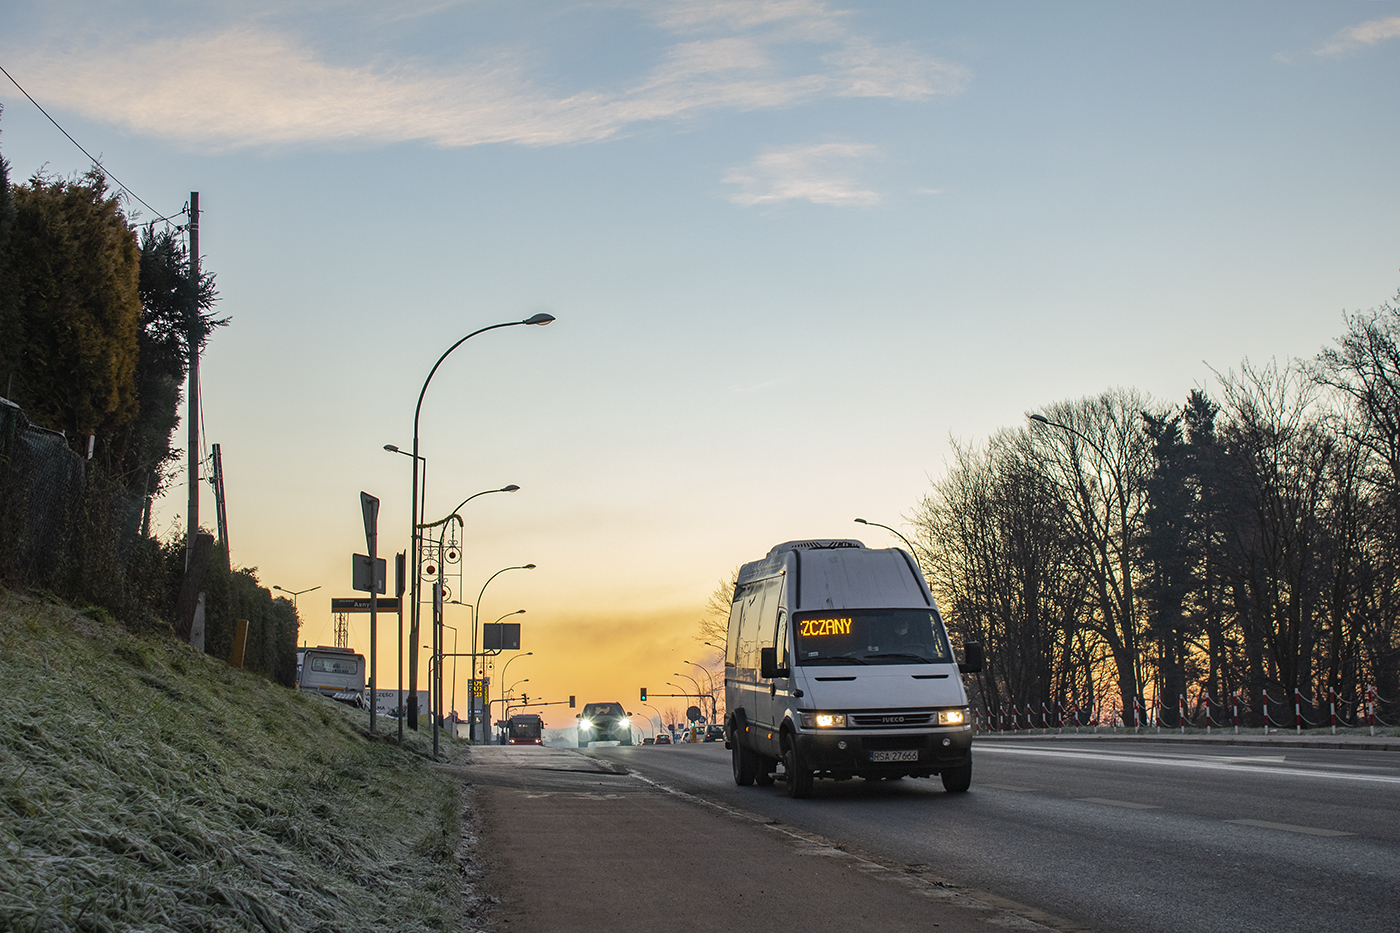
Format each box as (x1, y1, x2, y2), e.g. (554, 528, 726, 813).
(1028, 389, 1159, 721)
(697, 567, 738, 647)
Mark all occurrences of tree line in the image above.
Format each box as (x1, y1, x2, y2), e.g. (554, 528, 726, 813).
(0, 119, 298, 686)
(912, 299, 1400, 726)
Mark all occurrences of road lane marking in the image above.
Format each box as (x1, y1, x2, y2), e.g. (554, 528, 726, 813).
(1079, 797, 1161, 809)
(1227, 819, 1353, 837)
(979, 782, 1035, 792)
(978, 745, 1400, 785)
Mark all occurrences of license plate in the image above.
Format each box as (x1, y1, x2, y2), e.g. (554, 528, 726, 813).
(870, 749, 919, 762)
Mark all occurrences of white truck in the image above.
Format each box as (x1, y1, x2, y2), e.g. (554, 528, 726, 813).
(724, 539, 983, 798)
(297, 646, 366, 706)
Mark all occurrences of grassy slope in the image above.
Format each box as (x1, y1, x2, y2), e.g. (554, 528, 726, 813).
(0, 588, 479, 933)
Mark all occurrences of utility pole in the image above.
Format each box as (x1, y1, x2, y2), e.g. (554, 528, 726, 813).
(185, 191, 200, 569)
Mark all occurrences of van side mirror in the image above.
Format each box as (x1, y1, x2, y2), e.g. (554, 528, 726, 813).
(959, 642, 984, 675)
(760, 646, 789, 679)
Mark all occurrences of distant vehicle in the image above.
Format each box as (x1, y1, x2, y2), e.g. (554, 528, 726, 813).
(654, 734, 672, 745)
(576, 702, 632, 746)
(642, 737, 654, 745)
(703, 724, 724, 743)
(297, 646, 365, 707)
(507, 713, 544, 745)
(725, 539, 983, 797)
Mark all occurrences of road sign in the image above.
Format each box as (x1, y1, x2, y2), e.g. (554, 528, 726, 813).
(330, 597, 402, 613)
(686, 705, 703, 723)
(482, 622, 521, 651)
(353, 554, 387, 593)
(360, 492, 379, 552)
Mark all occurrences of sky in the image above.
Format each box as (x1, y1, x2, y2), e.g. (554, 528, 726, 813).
(3, 1, 1399, 732)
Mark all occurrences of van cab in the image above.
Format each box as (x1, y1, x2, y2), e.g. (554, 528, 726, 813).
(724, 540, 983, 798)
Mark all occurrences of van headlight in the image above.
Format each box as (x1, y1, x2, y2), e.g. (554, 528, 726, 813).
(800, 712, 846, 728)
(938, 709, 968, 726)
(579, 719, 593, 731)
(618, 718, 630, 730)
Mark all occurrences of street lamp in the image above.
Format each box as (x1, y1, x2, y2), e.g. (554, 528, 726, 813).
(272, 584, 320, 609)
(472, 564, 537, 742)
(496, 651, 533, 720)
(403, 313, 554, 751)
(853, 518, 918, 557)
(683, 660, 716, 697)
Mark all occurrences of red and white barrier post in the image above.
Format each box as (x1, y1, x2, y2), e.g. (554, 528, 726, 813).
(1232, 692, 1240, 735)
(1179, 693, 1186, 734)
(1294, 688, 1303, 734)
(1329, 687, 1337, 735)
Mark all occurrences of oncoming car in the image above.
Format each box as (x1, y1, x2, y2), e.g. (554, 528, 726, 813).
(576, 702, 632, 746)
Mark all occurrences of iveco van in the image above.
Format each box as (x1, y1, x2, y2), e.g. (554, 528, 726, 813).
(297, 645, 366, 706)
(724, 540, 983, 798)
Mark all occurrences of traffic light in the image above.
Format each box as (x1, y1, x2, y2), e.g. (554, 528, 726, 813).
(569, 695, 576, 708)
(640, 687, 647, 701)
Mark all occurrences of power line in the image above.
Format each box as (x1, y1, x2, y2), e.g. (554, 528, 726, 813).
(0, 61, 180, 223)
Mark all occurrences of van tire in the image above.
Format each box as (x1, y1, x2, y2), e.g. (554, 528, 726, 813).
(784, 741, 813, 798)
(732, 740, 757, 786)
(941, 761, 972, 793)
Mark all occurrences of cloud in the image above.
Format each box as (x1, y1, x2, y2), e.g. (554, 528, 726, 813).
(722, 142, 881, 206)
(1311, 15, 1400, 57)
(5, 2, 967, 150)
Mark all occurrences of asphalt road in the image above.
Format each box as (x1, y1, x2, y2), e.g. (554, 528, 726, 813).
(584, 737, 1400, 933)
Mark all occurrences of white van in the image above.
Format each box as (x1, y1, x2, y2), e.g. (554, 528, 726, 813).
(297, 646, 366, 706)
(724, 540, 983, 798)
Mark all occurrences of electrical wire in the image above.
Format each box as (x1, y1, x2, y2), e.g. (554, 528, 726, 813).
(0, 61, 180, 223)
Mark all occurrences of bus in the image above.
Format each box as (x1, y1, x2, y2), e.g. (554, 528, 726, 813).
(507, 713, 544, 745)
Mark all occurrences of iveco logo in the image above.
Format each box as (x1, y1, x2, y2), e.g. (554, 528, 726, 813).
(882, 716, 905, 723)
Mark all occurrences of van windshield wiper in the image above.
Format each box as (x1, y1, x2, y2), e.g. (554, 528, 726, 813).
(799, 655, 869, 665)
(863, 653, 937, 663)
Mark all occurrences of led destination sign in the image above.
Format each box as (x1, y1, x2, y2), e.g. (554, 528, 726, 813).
(799, 617, 853, 637)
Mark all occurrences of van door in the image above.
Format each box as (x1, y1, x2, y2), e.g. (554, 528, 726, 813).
(756, 601, 790, 738)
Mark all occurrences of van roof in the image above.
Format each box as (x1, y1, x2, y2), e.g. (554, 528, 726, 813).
(738, 541, 933, 610)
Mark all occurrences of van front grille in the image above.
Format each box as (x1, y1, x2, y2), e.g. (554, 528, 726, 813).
(850, 711, 933, 727)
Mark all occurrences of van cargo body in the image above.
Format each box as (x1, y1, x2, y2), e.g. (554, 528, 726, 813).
(724, 540, 976, 797)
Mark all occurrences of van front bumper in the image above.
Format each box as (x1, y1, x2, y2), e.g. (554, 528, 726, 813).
(794, 728, 972, 775)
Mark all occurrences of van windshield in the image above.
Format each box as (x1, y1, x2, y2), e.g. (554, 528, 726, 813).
(792, 609, 952, 665)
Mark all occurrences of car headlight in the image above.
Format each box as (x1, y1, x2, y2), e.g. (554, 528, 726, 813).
(618, 718, 630, 729)
(579, 720, 592, 731)
(938, 709, 968, 726)
(800, 712, 846, 728)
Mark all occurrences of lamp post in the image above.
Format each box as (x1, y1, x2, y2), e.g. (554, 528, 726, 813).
(673, 672, 716, 723)
(272, 584, 320, 610)
(853, 518, 919, 557)
(420, 484, 520, 753)
(496, 651, 532, 720)
(683, 661, 716, 697)
(639, 702, 663, 738)
(472, 564, 537, 742)
(443, 623, 458, 721)
(403, 313, 554, 747)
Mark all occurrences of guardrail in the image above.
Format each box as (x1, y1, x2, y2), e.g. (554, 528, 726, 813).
(971, 685, 1397, 737)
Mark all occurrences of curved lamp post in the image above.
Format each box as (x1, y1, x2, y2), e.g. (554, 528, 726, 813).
(853, 517, 918, 557)
(404, 312, 553, 749)
(496, 651, 533, 721)
(472, 564, 537, 742)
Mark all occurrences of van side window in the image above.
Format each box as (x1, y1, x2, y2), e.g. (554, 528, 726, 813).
(725, 590, 745, 667)
(737, 584, 763, 673)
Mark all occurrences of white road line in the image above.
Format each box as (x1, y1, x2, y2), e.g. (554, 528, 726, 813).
(1079, 797, 1161, 809)
(978, 745, 1400, 785)
(1227, 819, 1354, 837)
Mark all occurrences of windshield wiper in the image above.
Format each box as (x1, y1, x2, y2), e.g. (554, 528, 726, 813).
(863, 653, 937, 662)
(799, 656, 870, 665)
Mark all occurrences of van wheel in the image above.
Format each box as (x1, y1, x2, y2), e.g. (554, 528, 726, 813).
(784, 741, 814, 798)
(941, 761, 972, 793)
(732, 740, 757, 786)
